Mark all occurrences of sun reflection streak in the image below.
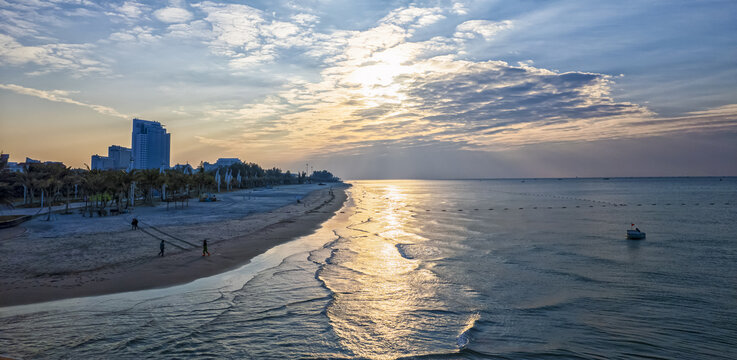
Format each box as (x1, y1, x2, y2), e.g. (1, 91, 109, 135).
(322, 183, 455, 359)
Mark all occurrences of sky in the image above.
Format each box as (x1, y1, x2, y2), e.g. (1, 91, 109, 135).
(0, 0, 735, 179)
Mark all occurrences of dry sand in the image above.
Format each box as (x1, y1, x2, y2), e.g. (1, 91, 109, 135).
(0, 184, 348, 307)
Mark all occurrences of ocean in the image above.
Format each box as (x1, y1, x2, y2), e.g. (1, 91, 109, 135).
(2, 178, 736, 359)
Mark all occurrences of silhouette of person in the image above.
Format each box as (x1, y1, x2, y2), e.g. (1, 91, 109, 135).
(203, 239, 210, 256)
(131, 218, 138, 230)
(159, 240, 165, 257)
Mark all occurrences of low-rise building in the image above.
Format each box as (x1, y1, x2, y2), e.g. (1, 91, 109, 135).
(91, 145, 132, 170)
(202, 158, 242, 172)
(173, 163, 194, 174)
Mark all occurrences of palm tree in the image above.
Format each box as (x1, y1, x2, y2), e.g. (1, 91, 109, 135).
(82, 170, 106, 217)
(193, 168, 214, 196)
(136, 169, 162, 205)
(0, 153, 15, 209)
(119, 170, 135, 209)
(34, 163, 67, 220)
(61, 170, 82, 214)
(16, 165, 36, 206)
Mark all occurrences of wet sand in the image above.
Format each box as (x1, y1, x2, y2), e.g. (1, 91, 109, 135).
(0, 185, 347, 307)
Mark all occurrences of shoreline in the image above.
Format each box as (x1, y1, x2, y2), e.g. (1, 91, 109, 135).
(0, 184, 348, 307)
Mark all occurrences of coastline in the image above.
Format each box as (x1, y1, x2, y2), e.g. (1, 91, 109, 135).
(0, 184, 348, 307)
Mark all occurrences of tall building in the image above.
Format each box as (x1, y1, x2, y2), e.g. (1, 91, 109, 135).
(91, 145, 132, 170)
(108, 145, 132, 169)
(132, 118, 170, 170)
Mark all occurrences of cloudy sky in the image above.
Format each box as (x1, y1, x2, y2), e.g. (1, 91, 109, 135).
(1, 0, 735, 178)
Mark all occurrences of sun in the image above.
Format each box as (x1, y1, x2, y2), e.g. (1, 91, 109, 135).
(343, 50, 418, 103)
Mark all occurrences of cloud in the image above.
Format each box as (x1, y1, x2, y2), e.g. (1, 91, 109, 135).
(108, 25, 159, 43)
(188, 3, 737, 161)
(381, 6, 446, 31)
(153, 6, 193, 23)
(111, 1, 147, 19)
(0, 33, 108, 75)
(191, 2, 337, 68)
(291, 13, 319, 26)
(192, 2, 267, 58)
(0, 83, 128, 119)
(451, 2, 469, 15)
(454, 20, 513, 40)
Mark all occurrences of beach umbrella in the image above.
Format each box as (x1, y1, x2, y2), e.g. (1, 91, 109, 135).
(215, 170, 221, 192)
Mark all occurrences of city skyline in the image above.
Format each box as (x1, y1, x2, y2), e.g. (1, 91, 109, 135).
(1, 1, 736, 178)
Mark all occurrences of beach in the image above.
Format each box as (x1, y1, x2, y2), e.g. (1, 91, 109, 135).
(0, 184, 348, 307)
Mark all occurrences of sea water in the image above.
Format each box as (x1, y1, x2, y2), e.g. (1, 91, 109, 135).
(1, 178, 736, 359)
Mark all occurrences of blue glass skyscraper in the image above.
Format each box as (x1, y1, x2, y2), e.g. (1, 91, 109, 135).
(132, 118, 170, 170)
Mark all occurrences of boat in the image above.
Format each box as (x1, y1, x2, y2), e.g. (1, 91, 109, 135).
(626, 224, 646, 240)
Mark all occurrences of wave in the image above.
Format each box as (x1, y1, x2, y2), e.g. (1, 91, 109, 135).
(396, 243, 442, 260)
(456, 312, 480, 349)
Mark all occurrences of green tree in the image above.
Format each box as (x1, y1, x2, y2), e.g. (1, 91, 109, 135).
(136, 169, 162, 205)
(0, 153, 16, 209)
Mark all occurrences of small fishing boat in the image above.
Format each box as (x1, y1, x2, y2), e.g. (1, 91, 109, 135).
(627, 224, 646, 239)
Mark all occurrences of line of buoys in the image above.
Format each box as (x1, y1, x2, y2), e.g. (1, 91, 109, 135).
(403, 201, 733, 214)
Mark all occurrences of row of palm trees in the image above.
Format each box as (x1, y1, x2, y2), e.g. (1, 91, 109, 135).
(0, 156, 331, 218)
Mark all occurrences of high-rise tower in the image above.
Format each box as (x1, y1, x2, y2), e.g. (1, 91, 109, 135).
(131, 118, 170, 170)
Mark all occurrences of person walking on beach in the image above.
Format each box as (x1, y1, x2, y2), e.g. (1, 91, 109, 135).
(159, 240, 165, 257)
(202, 239, 210, 256)
(131, 217, 138, 230)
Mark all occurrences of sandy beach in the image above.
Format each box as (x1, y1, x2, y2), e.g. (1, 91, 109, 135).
(0, 184, 348, 307)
